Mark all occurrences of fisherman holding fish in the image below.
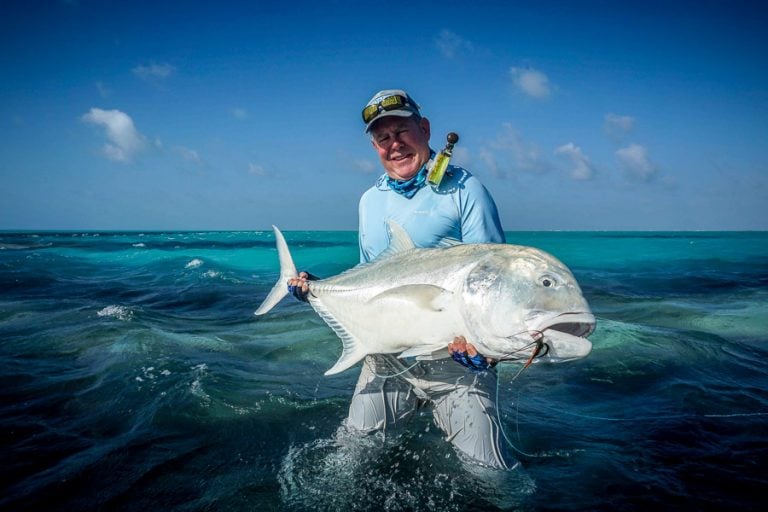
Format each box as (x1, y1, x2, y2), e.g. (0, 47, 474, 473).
(288, 89, 515, 469)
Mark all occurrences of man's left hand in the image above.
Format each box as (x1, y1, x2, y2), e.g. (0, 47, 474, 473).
(448, 336, 497, 371)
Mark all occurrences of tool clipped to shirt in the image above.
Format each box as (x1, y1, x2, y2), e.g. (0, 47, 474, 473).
(426, 132, 459, 188)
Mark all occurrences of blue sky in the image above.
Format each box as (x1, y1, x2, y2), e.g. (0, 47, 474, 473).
(1, 0, 766, 231)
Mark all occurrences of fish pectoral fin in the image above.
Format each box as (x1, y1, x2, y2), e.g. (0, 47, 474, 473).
(398, 345, 449, 360)
(368, 285, 452, 312)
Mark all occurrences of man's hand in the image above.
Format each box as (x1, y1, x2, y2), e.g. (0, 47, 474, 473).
(448, 336, 497, 372)
(287, 271, 315, 302)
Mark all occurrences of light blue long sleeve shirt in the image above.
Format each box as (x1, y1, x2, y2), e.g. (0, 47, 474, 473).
(358, 165, 505, 263)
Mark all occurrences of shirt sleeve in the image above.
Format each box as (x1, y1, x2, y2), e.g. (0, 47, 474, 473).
(458, 176, 506, 244)
(358, 187, 379, 263)
(358, 194, 370, 263)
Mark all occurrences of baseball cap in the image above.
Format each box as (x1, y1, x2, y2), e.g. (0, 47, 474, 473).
(362, 89, 421, 132)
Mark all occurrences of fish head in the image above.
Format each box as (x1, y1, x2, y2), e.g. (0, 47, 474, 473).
(460, 246, 595, 363)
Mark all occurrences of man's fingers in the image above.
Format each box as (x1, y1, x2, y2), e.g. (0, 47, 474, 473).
(287, 276, 309, 287)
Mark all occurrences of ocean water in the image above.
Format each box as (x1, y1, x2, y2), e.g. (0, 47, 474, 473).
(1, 230, 766, 511)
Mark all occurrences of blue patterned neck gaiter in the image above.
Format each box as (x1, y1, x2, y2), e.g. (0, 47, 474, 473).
(386, 165, 428, 199)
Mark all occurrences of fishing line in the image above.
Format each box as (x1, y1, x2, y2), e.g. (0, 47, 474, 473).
(495, 375, 540, 458)
(494, 373, 768, 462)
(492, 338, 768, 460)
(368, 331, 541, 381)
(497, 330, 547, 364)
(536, 406, 768, 423)
(365, 357, 421, 379)
(494, 342, 544, 459)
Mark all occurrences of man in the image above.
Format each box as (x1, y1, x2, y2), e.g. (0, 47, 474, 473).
(289, 89, 513, 469)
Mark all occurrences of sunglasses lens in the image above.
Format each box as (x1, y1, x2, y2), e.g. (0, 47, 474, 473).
(362, 95, 408, 124)
(379, 95, 404, 109)
(362, 104, 380, 124)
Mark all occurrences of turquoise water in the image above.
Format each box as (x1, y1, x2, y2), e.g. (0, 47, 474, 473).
(1, 231, 767, 511)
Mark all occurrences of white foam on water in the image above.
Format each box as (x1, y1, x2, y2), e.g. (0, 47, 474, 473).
(277, 426, 534, 511)
(97, 305, 134, 321)
(185, 258, 204, 269)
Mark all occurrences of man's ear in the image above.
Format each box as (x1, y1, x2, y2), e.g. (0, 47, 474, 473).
(420, 117, 431, 140)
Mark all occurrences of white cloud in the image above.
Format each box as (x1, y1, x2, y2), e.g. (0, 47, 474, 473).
(555, 142, 595, 180)
(488, 123, 549, 175)
(95, 81, 110, 98)
(604, 113, 635, 140)
(510, 67, 551, 99)
(248, 162, 267, 176)
(132, 63, 175, 81)
(352, 158, 377, 174)
(337, 150, 378, 174)
(616, 143, 657, 181)
(435, 29, 474, 59)
(479, 148, 501, 178)
(231, 108, 248, 119)
(451, 146, 471, 168)
(175, 146, 202, 164)
(81, 108, 145, 163)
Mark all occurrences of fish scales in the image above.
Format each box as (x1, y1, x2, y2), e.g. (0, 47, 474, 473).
(255, 222, 595, 375)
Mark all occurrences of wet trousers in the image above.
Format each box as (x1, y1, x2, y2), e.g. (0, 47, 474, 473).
(345, 354, 514, 469)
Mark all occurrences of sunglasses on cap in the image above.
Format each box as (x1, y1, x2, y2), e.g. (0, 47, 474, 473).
(361, 94, 415, 125)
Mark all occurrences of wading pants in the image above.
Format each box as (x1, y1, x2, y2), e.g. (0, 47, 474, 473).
(345, 354, 514, 469)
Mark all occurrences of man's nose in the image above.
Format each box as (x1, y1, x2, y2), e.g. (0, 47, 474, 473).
(390, 135, 405, 150)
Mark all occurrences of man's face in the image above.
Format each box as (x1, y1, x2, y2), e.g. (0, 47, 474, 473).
(370, 115, 431, 181)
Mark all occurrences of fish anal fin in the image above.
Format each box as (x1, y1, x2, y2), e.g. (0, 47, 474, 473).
(324, 347, 368, 376)
(311, 299, 370, 376)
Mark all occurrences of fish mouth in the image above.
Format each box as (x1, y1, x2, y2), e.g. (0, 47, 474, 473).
(533, 312, 595, 362)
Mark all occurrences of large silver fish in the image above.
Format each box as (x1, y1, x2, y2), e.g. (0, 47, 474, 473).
(255, 223, 595, 375)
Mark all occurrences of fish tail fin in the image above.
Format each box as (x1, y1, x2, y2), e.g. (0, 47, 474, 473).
(254, 226, 298, 316)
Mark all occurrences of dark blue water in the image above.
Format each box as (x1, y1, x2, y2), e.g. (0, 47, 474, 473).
(1, 231, 767, 511)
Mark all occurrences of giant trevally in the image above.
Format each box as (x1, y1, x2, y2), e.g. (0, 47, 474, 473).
(255, 222, 595, 375)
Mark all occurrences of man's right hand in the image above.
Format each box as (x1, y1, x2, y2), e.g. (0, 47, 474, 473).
(287, 271, 314, 302)
(448, 336, 497, 371)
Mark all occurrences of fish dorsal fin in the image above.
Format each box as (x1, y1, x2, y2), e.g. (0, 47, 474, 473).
(321, 222, 417, 281)
(375, 221, 416, 261)
(435, 236, 463, 248)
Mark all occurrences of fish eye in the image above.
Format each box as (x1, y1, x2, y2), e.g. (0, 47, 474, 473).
(540, 275, 556, 288)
